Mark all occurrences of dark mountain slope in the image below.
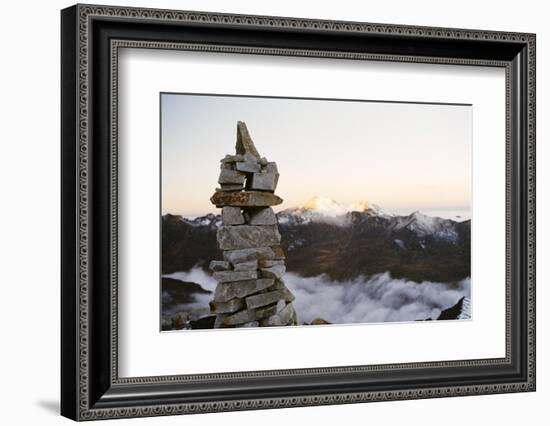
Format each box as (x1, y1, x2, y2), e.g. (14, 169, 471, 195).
(162, 209, 470, 284)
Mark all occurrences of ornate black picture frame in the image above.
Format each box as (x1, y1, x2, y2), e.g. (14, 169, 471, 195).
(61, 4, 536, 421)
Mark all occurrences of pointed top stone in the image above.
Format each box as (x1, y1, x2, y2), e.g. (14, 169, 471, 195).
(236, 121, 261, 158)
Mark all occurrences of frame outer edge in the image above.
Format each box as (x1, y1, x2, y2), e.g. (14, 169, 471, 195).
(67, 4, 536, 420)
(77, 2, 91, 420)
(527, 33, 536, 390)
(61, 4, 80, 422)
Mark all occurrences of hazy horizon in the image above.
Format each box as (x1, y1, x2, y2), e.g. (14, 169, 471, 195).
(171, 203, 471, 221)
(161, 93, 472, 219)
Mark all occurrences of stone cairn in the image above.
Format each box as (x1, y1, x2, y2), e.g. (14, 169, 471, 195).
(208, 121, 297, 328)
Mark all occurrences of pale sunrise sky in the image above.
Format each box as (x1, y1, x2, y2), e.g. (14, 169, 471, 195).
(161, 93, 472, 218)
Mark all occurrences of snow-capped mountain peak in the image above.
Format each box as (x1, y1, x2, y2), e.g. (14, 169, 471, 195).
(349, 201, 393, 218)
(277, 197, 460, 243)
(281, 196, 393, 222)
(302, 196, 347, 217)
(300, 196, 390, 216)
(182, 213, 221, 228)
(279, 196, 389, 226)
(348, 200, 371, 212)
(393, 211, 459, 242)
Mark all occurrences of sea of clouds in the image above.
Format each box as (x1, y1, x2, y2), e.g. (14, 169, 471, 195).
(163, 268, 470, 324)
(285, 272, 470, 323)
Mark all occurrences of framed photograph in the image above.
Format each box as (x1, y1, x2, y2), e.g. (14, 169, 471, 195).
(61, 4, 536, 421)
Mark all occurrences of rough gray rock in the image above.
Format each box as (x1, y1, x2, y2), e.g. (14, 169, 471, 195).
(209, 260, 231, 271)
(236, 121, 261, 158)
(244, 207, 277, 225)
(223, 246, 284, 264)
(309, 318, 331, 325)
(270, 246, 286, 260)
(260, 302, 295, 326)
(258, 259, 285, 268)
(265, 162, 278, 174)
(235, 321, 260, 328)
(172, 312, 189, 329)
(223, 311, 255, 325)
(210, 190, 283, 207)
(214, 314, 226, 328)
(217, 225, 281, 250)
(216, 184, 244, 192)
(272, 278, 286, 290)
(243, 153, 259, 163)
(213, 270, 258, 283)
(209, 298, 245, 314)
(221, 154, 244, 163)
(235, 161, 261, 173)
(218, 309, 255, 326)
(209, 122, 296, 329)
(218, 169, 246, 185)
(218, 300, 285, 326)
(213, 278, 275, 302)
(221, 207, 245, 225)
(260, 264, 286, 279)
(290, 309, 298, 325)
(249, 172, 279, 192)
(246, 290, 291, 310)
(233, 260, 258, 271)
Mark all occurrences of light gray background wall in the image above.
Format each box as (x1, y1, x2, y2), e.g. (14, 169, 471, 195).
(0, 0, 547, 424)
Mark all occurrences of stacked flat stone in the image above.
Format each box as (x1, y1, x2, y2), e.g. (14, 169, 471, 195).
(208, 121, 297, 328)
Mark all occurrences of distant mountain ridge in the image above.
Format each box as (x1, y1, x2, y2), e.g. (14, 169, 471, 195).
(163, 197, 470, 283)
(278, 196, 393, 226)
(277, 196, 462, 239)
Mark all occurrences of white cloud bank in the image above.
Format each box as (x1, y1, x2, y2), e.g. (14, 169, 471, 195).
(163, 268, 470, 325)
(284, 272, 470, 324)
